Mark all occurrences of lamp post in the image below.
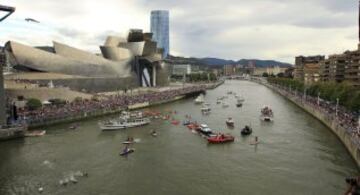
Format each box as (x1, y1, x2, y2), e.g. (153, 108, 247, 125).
(335, 98, 339, 117)
(317, 92, 321, 106)
(303, 87, 306, 102)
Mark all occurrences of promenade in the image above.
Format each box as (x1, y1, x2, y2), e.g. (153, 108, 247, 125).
(252, 78, 360, 167)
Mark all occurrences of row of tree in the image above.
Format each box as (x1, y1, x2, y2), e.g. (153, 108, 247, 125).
(171, 73, 218, 82)
(267, 78, 360, 112)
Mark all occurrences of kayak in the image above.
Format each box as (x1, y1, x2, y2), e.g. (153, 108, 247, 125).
(122, 141, 134, 144)
(207, 135, 235, 144)
(120, 148, 135, 156)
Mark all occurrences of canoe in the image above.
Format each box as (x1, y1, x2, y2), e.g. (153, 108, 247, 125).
(120, 148, 135, 156)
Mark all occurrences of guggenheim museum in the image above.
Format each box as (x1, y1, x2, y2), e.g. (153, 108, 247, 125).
(3, 29, 170, 92)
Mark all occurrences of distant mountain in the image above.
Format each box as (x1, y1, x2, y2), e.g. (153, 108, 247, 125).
(169, 55, 293, 68)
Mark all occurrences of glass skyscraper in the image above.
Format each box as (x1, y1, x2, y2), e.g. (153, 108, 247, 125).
(150, 10, 169, 58)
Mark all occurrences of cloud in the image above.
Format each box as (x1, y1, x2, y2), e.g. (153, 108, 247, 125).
(0, 0, 359, 63)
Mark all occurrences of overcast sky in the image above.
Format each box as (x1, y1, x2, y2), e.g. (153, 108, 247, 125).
(0, 0, 358, 63)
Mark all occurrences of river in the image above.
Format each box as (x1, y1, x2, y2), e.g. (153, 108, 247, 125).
(0, 80, 358, 195)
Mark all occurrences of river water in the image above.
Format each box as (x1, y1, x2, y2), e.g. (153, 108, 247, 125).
(0, 80, 358, 195)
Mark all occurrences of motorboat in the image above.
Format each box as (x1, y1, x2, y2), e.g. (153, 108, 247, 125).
(194, 94, 205, 104)
(183, 120, 191, 126)
(171, 120, 180, 125)
(201, 106, 211, 113)
(226, 117, 235, 127)
(207, 134, 235, 144)
(260, 106, 274, 122)
(241, 125, 252, 136)
(99, 117, 150, 130)
(197, 124, 213, 136)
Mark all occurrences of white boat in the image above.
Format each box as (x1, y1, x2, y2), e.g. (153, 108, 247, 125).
(99, 117, 150, 130)
(226, 117, 235, 127)
(195, 94, 205, 104)
(260, 106, 274, 122)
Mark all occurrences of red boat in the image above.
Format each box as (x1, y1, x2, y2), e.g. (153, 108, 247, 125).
(207, 134, 235, 144)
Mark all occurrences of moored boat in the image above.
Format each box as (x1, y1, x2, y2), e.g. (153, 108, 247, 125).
(194, 94, 205, 104)
(25, 130, 46, 137)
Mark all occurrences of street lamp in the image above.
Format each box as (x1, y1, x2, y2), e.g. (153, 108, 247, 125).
(335, 98, 339, 117)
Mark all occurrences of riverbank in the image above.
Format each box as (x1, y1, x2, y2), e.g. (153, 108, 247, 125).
(252, 78, 360, 168)
(23, 85, 206, 129)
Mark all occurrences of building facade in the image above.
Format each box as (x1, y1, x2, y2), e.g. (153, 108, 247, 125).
(151, 10, 169, 58)
(0, 50, 5, 125)
(320, 49, 360, 85)
(224, 64, 235, 76)
(294, 55, 325, 82)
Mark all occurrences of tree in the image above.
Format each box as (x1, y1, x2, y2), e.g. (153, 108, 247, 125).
(26, 98, 42, 111)
(277, 72, 285, 78)
(262, 72, 269, 77)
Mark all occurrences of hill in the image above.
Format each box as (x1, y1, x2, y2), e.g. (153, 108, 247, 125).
(168, 56, 293, 68)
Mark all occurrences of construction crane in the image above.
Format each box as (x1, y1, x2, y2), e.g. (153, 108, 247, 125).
(0, 5, 15, 22)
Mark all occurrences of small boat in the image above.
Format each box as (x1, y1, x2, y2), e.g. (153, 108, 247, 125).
(197, 124, 213, 136)
(260, 106, 274, 122)
(241, 125, 252, 136)
(183, 120, 191, 126)
(69, 175, 78, 184)
(25, 130, 46, 137)
(201, 106, 211, 113)
(204, 102, 211, 106)
(226, 118, 235, 127)
(120, 148, 135, 156)
(216, 100, 221, 104)
(227, 91, 233, 95)
(194, 94, 205, 104)
(261, 116, 273, 122)
(151, 132, 157, 137)
(207, 134, 235, 144)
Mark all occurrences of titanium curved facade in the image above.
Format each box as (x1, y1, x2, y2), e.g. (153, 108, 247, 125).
(100, 46, 133, 61)
(151, 10, 169, 58)
(5, 41, 131, 77)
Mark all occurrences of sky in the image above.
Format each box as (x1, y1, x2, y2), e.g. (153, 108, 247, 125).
(0, 0, 358, 64)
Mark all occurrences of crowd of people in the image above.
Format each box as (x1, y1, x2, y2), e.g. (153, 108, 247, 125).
(16, 86, 206, 125)
(272, 84, 360, 148)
